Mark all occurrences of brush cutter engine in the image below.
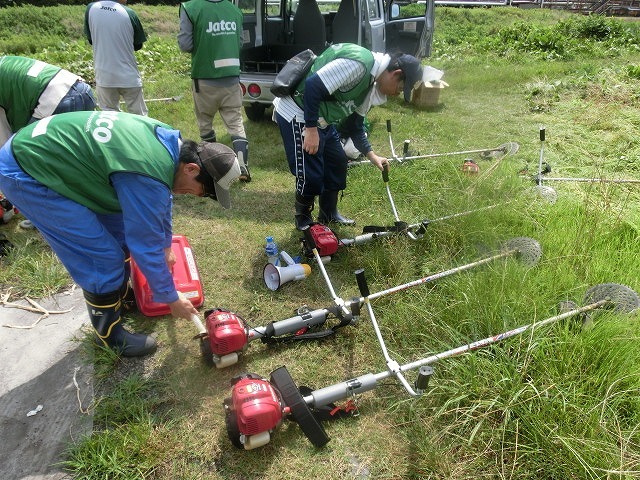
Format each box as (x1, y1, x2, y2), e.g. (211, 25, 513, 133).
(302, 223, 339, 257)
(461, 159, 479, 174)
(202, 309, 248, 368)
(224, 374, 285, 450)
(225, 367, 332, 450)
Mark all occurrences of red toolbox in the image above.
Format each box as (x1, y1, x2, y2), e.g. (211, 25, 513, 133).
(131, 235, 204, 316)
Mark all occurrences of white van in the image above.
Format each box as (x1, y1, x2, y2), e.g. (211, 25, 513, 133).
(236, 0, 435, 120)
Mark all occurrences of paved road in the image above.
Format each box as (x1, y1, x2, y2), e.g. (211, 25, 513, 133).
(0, 287, 93, 480)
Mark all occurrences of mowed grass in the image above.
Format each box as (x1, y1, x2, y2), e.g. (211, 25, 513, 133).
(1, 4, 639, 479)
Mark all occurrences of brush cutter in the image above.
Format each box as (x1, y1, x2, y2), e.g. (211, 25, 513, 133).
(320, 202, 502, 253)
(197, 236, 542, 368)
(522, 126, 559, 204)
(347, 163, 508, 243)
(121, 95, 183, 104)
(379, 163, 423, 240)
(347, 120, 519, 167)
(520, 127, 640, 188)
(532, 176, 640, 185)
(301, 201, 505, 261)
(522, 163, 640, 187)
(223, 279, 639, 450)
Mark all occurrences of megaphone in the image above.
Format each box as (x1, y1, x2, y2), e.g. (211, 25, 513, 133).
(263, 251, 311, 291)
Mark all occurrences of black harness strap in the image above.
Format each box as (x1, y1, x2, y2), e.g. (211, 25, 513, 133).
(362, 221, 409, 234)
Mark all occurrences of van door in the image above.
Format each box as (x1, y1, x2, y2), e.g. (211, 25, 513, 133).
(384, 0, 435, 58)
(364, 0, 385, 52)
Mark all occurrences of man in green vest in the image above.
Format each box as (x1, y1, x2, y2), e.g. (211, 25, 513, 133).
(0, 55, 96, 229)
(273, 43, 425, 230)
(0, 55, 95, 147)
(178, 0, 251, 182)
(0, 111, 241, 357)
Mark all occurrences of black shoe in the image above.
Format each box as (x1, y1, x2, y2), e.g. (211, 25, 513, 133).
(318, 210, 355, 226)
(201, 131, 217, 143)
(318, 190, 355, 226)
(295, 193, 315, 231)
(94, 324, 157, 357)
(121, 284, 138, 313)
(86, 289, 156, 357)
(239, 165, 251, 183)
(0, 233, 14, 257)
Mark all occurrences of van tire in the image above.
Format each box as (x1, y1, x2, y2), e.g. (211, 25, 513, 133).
(245, 104, 267, 122)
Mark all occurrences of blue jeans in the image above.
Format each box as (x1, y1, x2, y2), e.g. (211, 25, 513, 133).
(53, 80, 97, 115)
(0, 140, 126, 294)
(27, 81, 96, 125)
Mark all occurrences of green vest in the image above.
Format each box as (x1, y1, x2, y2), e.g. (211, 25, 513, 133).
(12, 111, 179, 214)
(295, 44, 375, 125)
(181, 0, 243, 79)
(0, 56, 60, 131)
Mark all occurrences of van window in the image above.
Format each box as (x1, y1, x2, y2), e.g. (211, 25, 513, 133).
(267, 0, 282, 16)
(291, 0, 337, 14)
(239, 0, 256, 14)
(367, 0, 380, 19)
(392, 0, 423, 19)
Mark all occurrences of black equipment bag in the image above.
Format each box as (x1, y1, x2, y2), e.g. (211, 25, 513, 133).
(270, 49, 316, 97)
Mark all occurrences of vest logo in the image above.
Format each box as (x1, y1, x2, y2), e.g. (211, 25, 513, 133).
(91, 111, 119, 144)
(100, 6, 117, 11)
(343, 100, 357, 111)
(206, 20, 237, 34)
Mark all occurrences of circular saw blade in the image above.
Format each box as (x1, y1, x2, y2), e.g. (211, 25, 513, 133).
(479, 142, 520, 159)
(502, 236, 542, 267)
(524, 185, 558, 204)
(583, 283, 639, 313)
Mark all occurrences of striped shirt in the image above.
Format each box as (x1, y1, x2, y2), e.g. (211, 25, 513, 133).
(274, 58, 370, 124)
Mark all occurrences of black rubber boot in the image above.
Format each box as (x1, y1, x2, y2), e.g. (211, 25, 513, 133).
(201, 130, 217, 143)
(120, 280, 138, 314)
(317, 190, 355, 226)
(84, 289, 157, 357)
(232, 136, 251, 182)
(295, 193, 315, 231)
(0, 233, 14, 256)
(120, 257, 137, 313)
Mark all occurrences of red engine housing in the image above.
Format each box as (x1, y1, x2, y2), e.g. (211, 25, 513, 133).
(308, 223, 339, 257)
(232, 376, 283, 435)
(206, 309, 248, 356)
(462, 159, 480, 174)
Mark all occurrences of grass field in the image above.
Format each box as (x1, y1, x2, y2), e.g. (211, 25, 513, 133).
(1, 4, 639, 479)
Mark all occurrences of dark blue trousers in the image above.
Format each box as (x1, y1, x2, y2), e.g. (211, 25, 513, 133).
(275, 112, 348, 196)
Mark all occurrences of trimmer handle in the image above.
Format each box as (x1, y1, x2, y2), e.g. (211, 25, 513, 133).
(355, 268, 370, 297)
(386, 119, 392, 133)
(382, 163, 390, 183)
(539, 127, 545, 142)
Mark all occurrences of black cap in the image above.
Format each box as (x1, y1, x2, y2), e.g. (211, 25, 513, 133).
(396, 54, 424, 102)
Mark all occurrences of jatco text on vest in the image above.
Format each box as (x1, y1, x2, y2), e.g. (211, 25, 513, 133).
(205, 20, 237, 33)
(91, 111, 119, 143)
